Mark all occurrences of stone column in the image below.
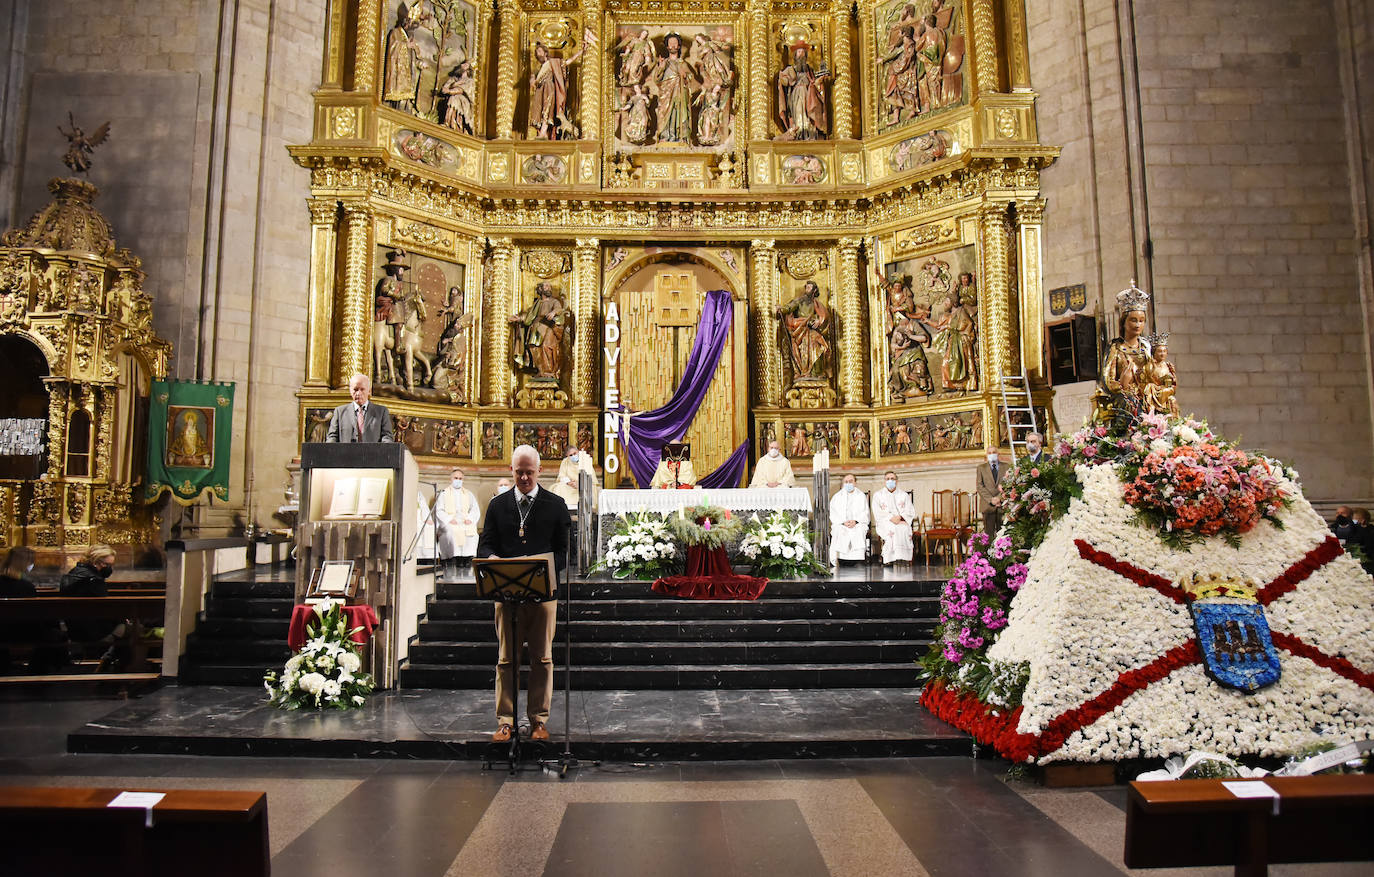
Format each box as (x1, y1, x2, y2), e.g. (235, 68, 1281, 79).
(749, 239, 781, 405)
(495, 0, 521, 139)
(830, 0, 853, 140)
(485, 238, 515, 405)
(304, 198, 338, 387)
(977, 203, 1013, 389)
(969, 0, 1000, 96)
(748, 0, 770, 142)
(572, 239, 600, 407)
(338, 203, 374, 383)
(579, 1, 603, 141)
(354, 0, 381, 94)
(1016, 199, 1046, 381)
(835, 236, 864, 406)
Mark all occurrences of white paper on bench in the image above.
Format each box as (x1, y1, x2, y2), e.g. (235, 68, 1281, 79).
(1222, 780, 1280, 815)
(108, 790, 165, 827)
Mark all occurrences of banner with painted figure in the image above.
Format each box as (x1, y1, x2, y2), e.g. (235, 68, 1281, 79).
(145, 379, 234, 505)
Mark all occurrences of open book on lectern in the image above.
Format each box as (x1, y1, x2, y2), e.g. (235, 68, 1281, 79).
(473, 553, 557, 602)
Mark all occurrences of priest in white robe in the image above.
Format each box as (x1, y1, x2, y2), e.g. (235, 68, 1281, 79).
(828, 473, 869, 566)
(433, 466, 479, 573)
(552, 445, 594, 507)
(871, 471, 915, 564)
(749, 440, 795, 488)
(650, 457, 696, 488)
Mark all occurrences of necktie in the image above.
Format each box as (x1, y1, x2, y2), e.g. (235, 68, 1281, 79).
(356, 406, 365, 441)
(992, 464, 998, 481)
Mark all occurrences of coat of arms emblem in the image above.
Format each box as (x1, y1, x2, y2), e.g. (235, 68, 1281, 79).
(1182, 572, 1281, 692)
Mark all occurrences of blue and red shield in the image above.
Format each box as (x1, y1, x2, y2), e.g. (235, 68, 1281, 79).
(1190, 600, 1281, 692)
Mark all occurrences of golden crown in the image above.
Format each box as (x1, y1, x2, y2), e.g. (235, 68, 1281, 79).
(1144, 331, 1170, 347)
(1180, 572, 1258, 603)
(1116, 279, 1151, 313)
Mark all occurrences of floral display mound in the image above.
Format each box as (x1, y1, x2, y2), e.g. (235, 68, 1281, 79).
(921, 415, 1374, 765)
(264, 602, 375, 710)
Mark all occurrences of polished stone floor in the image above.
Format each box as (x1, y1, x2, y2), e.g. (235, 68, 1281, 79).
(2, 693, 1367, 877)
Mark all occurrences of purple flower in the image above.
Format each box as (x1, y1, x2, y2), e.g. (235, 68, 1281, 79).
(942, 642, 963, 662)
(1005, 563, 1028, 591)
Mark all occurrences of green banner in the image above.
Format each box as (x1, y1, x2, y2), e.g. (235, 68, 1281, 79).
(145, 379, 235, 506)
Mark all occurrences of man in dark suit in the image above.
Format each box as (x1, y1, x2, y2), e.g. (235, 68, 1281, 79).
(325, 373, 394, 443)
(477, 443, 570, 743)
(1023, 431, 1045, 467)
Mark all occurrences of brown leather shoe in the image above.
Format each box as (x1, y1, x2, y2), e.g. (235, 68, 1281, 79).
(530, 722, 550, 741)
(492, 723, 513, 743)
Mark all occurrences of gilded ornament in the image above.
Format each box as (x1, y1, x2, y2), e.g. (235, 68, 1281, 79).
(522, 250, 573, 278)
(331, 106, 359, 139)
(894, 218, 958, 254)
(778, 251, 827, 279)
(994, 107, 1017, 139)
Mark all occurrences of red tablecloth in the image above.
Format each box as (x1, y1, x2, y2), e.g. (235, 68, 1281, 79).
(652, 546, 768, 600)
(287, 604, 379, 651)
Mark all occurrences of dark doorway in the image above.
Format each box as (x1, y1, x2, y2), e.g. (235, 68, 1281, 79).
(0, 335, 49, 479)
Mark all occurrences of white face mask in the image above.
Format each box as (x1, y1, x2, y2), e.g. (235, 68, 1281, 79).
(843, 483, 855, 493)
(568, 453, 578, 462)
(768, 448, 779, 458)
(497, 484, 510, 494)
(987, 455, 998, 464)
(451, 479, 463, 489)
(885, 479, 897, 491)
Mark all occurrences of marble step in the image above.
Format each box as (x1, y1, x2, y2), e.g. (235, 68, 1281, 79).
(184, 634, 292, 662)
(421, 595, 939, 621)
(210, 580, 296, 599)
(413, 616, 937, 643)
(397, 662, 921, 690)
(192, 617, 291, 639)
(405, 638, 925, 666)
(204, 596, 296, 618)
(435, 578, 944, 600)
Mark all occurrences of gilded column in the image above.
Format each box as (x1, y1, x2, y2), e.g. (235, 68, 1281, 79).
(1003, 0, 1032, 91)
(978, 204, 1013, 389)
(1016, 199, 1046, 381)
(748, 0, 769, 142)
(749, 240, 781, 405)
(354, 0, 381, 93)
(835, 237, 864, 406)
(339, 203, 374, 382)
(485, 238, 515, 406)
(304, 198, 338, 387)
(572, 239, 600, 407)
(495, 0, 521, 139)
(969, 0, 1000, 96)
(830, 0, 853, 140)
(579, 1, 603, 142)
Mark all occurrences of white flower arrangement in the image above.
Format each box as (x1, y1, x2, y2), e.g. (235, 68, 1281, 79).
(738, 511, 827, 578)
(264, 602, 375, 710)
(601, 511, 679, 579)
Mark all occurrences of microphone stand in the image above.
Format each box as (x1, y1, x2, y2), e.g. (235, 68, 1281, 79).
(403, 484, 441, 572)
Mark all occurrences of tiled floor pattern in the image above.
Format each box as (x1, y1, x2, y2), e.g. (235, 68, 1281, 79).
(1, 695, 1366, 877)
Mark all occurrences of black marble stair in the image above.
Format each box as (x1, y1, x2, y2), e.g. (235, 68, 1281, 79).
(179, 573, 295, 685)
(398, 571, 942, 690)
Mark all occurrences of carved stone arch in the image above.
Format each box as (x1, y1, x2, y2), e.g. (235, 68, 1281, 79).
(0, 327, 60, 371)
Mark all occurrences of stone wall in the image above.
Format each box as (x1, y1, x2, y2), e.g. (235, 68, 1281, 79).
(1, 0, 325, 526)
(1029, 0, 1374, 500)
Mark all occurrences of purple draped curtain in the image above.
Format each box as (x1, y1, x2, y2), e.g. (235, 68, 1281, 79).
(621, 289, 748, 488)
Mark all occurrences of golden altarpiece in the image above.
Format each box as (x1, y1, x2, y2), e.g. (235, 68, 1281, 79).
(291, 0, 1056, 489)
(0, 177, 171, 560)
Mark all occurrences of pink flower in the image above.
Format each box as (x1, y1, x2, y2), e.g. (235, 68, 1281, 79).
(1030, 468, 1040, 478)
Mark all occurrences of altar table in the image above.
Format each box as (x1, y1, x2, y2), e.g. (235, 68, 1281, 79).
(599, 487, 811, 517)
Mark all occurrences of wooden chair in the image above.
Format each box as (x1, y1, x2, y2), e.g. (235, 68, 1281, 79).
(953, 489, 976, 557)
(923, 489, 960, 565)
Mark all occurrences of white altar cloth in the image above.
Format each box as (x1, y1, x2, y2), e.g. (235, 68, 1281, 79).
(598, 487, 812, 516)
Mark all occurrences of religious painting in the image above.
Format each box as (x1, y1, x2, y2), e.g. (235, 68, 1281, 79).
(888, 128, 953, 172)
(480, 421, 504, 460)
(576, 421, 594, 454)
(873, 0, 967, 135)
(879, 242, 979, 401)
(521, 153, 567, 184)
(431, 419, 472, 457)
(513, 422, 570, 460)
(782, 421, 841, 458)
(879, 409, 982, 457)
(757, 421, 779, 456)
(610, 24, 739, 153)
(773, 21, 831, 142)
(371, 245, 467, 399)
(848, 421, 872, 458)
(303, 408, 332, 445)
(381, 0, 480, 133)
(780, 154, 826, 185)
(165, 406, 213, 469)
(524, 17, 594, 140)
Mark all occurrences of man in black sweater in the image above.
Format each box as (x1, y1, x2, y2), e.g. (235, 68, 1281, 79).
(477, 444, 570, 742)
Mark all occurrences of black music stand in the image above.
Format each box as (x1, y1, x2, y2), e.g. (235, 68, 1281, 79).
(662, 442, 690, 489)
(474, 554, 556, 773)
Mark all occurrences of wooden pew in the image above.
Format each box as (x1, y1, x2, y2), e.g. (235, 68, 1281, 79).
(0, 595, 165, 683)
(1125, 775, 1374, 876)
(0, 786, 268, 877)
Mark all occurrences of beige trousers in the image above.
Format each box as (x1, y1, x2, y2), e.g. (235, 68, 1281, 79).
(494, 600, 557, 725)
